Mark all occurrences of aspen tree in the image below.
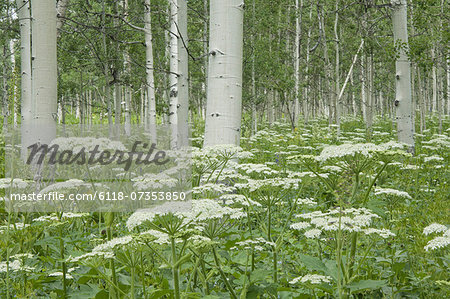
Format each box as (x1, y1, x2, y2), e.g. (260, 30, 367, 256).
(392, 0, 414, 151)
(204, 1, 245, 146)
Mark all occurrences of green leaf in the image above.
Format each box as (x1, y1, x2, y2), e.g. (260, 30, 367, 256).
(298, 254, 328, 274)
(347, 279, 388, 293)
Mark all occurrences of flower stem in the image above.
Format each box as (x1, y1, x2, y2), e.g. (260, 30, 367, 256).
(212, 247, 237, 299)
(171, 237, 181, 299)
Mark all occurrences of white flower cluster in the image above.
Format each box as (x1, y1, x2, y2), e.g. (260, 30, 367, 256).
(0, 178, 29, 189)
(423, 223, 448, 235)
(49, 271, 74, 279)
(363, 228, 396, 238)
(0, 223, 30, 232)
(321, 165, 342, 173)
(40, 179, 85, 194)
(374, 188, 412, 199)
(190, 199, 245, 221)
(423, 136, 450, 148)
(0, 259, 35, 273)
(423, 155, 444, 163)
(221, 194, 262, 207)
(132, 173, 178, 190)
(140, 229, 172, 245)
(92, 236, 134, 252)
(69, 251, 114, 263)
(423, 223, 450, 252)
(318, 141, 404, 161)
(287, 171, 315, 178)
(11, 253, 34, 260)
(126, 201, 191, 230)
(235, 163, 279, 176)
(235, 178, 301, 192)
(289, 274, 332, 285)
(193, 183, 236, 195)
(231, 237, 275, 251)
(70, 236, 133, 263)
(292, 208, 394, 239)
(50, 137, 127, 152)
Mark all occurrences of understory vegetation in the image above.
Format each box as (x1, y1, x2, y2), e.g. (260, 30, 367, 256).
(0, 116, 448, 298)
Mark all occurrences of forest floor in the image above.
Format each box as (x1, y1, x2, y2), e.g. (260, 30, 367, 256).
(0, 116, 449, 298)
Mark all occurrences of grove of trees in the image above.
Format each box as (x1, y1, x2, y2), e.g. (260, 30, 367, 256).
(0, 0, 448, 146)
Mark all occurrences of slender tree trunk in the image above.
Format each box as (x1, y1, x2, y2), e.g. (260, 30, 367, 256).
(204, 0, 244, 146)
(31, 0, 57, 144)
(417, 69, 425, 133)
(447, 54, 450, 115)
(251, 0, 257, 135)
(2, 45, 8, 130)
(56, 0, 70, 38)
(177, 0, 189, 147)
(9, 40, 18, 127)
(367, 52, 374, 138)
(431, 46, 437, 113)
(123, 0, 131, 136)
(392, 0, 414, 151)
(361, 52, 367, 122)
(294, 0, 303, 127)
(169, 0, 179, 149)
(102, 0, 112, 137)
(304, 4, 313, 124)
(17, 0, 32, 159)
(334, 0, 340, 135)
(144, 0, 157, 143)
(318, 4, 332, 126)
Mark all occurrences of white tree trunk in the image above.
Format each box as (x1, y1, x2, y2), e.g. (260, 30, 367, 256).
(334, 0, 340, 135)
(17, 0, 32, 159)
(114, 83, 121, 136)
(177, 0, 189, 147)
(169, 0, 179, 149)
(204, 0, 244, 146)
(431, 46, 437, 113)
(31, 0, 57, 144)
(392, 0, 415, 151)
(56, 0, 70, 38)
(122, 0, 131, 136)
(361, 52, 367, 122)
(304, 4, 312, 124)
(447, 54, 450, 114)
(9, 39, 18, 128)
(144, 0, 157, 143)
(293, 0, 302, 126)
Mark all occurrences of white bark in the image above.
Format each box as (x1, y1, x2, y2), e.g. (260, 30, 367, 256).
(17, 0, 32, 159)
(293, 0, 302, 126)
(337, 40, 364, 110)
(334, 0, 340, 135)
(392, 0, 414, 151)
(56, 0, 70, 38)
(10, 39, 18, 127)
(304, 4, 312, 124)
(169, 0, 179, 149)
(204, 0, 244, 146)
(361, 52, 367, 122)
(447, 54, 450, 114)
(123, 0, 131, 137)
(177, 0, 189, 147)
(31, 0, 57, 144)
(144, 0, 157, 143)
(431, 47, 437, 113)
